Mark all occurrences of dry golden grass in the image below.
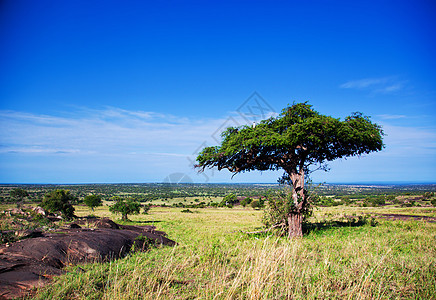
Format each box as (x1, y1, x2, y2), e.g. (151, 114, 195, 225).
(29, 206, 436, 299)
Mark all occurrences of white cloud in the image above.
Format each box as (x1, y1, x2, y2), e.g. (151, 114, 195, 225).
(0, 106, 263, 161)
(380, 123, 436, 156)
(311, 121, 436, 183)
(377, 114, 407, 120)
(340, 76, 406, 94)
(340, 77, 391, 89)
(376, 84, 403, 93)
(1, 107, 434, 183)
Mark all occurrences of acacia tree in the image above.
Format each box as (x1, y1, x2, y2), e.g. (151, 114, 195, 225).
(83, 194, 103, 212)
(196, 103, 384, 237)
(109, 197, 142, 221)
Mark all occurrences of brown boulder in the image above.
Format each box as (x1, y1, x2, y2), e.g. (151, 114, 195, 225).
(0, 223, 175, 299)
(32, 206, 47, 216)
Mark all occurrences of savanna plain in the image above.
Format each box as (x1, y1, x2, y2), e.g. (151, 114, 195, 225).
(1, 184, 436, 299)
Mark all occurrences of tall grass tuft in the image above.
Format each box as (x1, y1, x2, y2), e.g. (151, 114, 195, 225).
(31, 207, 436, 299)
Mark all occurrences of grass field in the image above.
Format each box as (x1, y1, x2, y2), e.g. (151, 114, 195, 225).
(29, 205, 436, 299)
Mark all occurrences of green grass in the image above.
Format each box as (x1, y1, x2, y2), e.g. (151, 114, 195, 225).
(28, 206, 436, 299)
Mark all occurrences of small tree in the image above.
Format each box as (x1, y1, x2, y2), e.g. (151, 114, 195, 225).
(10, 188, 29, 207)
(423, 192, 434, 200)
(109, 197, 142, 221)
(196, 103, 384, 237)
(83, 194, 103, 212)
(40, 189, 76, 219)
(240, 197, 253, 207)
(142, 203, 151, 214)
(219, 193, 238, 207)
(250, 200, 261, 209)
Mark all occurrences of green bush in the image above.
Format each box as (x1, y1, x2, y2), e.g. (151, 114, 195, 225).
(142, 204, 151, 214)
(40, 190, 76, 219)
(240, 197, 253, 207)
(10, 188, 29, 207)
(423, 192, 434, 200)
(83, 194, 103, 211)
(219, 193, 238, 207)
(365, 196, 386, 207)
(250, 200, 260, 209)
(109, 197, 142, 221)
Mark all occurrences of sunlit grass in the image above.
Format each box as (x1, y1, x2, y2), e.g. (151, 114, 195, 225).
(25, 205, 436, 299)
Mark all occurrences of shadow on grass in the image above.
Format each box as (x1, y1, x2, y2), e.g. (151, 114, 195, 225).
(134, 220, 163, 224)
(303, 215, 378, 235)
(120, 220, 164, 225)
(242, 215, 377, 239)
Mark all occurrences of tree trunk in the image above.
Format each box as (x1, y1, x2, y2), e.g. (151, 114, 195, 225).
(289, 168, 305, 206)
(286, 166, 305, 238)
(287, 211, 303, 238)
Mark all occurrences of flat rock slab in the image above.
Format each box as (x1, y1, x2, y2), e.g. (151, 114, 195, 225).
(0, 220, 175, 299)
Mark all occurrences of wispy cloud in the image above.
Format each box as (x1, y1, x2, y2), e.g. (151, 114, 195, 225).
(0, 107, 270, 182)
(0, 107, 257, 157)
(382, 123, 436, 154)
(1, 106, 434, 183)
(340, 77, 390, 89)
(377, 114, 407, 120)
(340, 76, 406, 94)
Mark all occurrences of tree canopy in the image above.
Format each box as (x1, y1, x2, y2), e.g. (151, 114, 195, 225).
(84, 194, 103, 211)
(196, 103, 383, 177)
(40, 189, 76, 220)
(196, 102, 384, 237)
(10, 188, 29, 207)
(109, 197, 142, 221)
(10, 188, 29, 200)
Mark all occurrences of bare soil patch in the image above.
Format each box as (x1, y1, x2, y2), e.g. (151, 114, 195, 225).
(0, 218, 175, 299)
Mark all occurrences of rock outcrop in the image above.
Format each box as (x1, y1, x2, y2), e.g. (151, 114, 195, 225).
(0, 218, 175, 299)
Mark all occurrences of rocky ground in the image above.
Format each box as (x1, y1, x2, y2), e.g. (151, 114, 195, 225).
(0, 209, 175, 299)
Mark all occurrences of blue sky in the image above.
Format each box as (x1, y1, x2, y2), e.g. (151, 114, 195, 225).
(0, 0, 435, 184)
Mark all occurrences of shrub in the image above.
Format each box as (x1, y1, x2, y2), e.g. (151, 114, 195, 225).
(10, 188, 29, 207)
(250, 200, 261, 209)
(367, 196, 386, 206)
(262, 190, 293, 232)
(240, 197, 253, 207)
(315, 196, 341, 207)
(262, 188, 313, 234)
(219, 193, 238, 207)
(40, 190, 76, 220)
(423, 192, 434, 200)
(386, 195, 396, 202)
(142, 204, 151, 214)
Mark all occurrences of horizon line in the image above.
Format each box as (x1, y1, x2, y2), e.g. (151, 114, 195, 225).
(1, 181, 435, 186)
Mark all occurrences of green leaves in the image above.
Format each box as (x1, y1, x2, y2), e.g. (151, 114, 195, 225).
(40, 189, 76, 219)
(109, 197, 142, 221)
(83, 194, 103, 211)
(196, 102, 384, 176)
